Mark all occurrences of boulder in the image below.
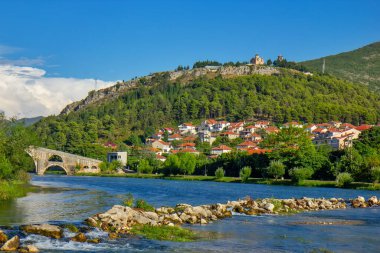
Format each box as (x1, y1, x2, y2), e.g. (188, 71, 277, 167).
(368, 196, 378, 206)
(264, 203, 275, 212)
(0, 229, 8, 243)
(0, 235, 19, 251)
(71, 232, 87, 243)
(18, 245, 39, 253)
(22, 224, 63, 239)
(357, 196, 366, 203)
(85, 217, 99, 227)
(87, 238, 100, 244)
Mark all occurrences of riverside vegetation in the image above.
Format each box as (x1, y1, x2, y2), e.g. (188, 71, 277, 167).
(0, 113, 38, 200)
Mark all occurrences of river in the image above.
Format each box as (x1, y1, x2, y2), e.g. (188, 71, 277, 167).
(0, 175, 379, 252)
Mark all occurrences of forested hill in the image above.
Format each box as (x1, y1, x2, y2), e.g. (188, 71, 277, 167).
(301, 42, 380, 91)
(33, 66, 380, 158)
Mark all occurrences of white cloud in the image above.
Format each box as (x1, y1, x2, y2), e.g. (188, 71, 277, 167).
(0, 65, 115, 118)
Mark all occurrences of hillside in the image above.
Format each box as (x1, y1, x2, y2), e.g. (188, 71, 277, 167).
(32, 65, 380, 159)
(301, 42, 380, 90)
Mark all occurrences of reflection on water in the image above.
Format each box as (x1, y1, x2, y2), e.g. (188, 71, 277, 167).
(0, 175, 379, 252)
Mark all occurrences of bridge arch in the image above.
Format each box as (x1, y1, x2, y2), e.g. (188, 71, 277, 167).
(42, 164, 70, 175)
(48, 154, 64, 162)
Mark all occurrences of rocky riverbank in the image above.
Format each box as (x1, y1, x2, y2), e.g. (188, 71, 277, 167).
(0, 195, 378, 251)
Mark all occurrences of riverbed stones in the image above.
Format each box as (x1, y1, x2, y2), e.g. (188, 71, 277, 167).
(0, 229, 8, 243)
(351, 196, 368, 208)
(18, 245, 39, 253)
(71, 232, 87, 243)
(21, 224, 63, 239)
(368, 196, 378, 206)
(264, 203, 275, 212)
(0, 235, 19, 251)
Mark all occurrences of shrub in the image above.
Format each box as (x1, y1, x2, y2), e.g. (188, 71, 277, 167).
(239, 166, 252, 183)
(267, 160, 285, 180)
(215, 167, 225, 179)
(123, 193, 134, 207)
(371, 166, 380, 184)
(289, 167, 314, 183)
(138, 159, 153, 174)
(336, 172, 353, 188)
(135, 199, 155, 212)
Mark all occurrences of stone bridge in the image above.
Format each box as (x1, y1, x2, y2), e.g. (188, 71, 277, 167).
(26, 146, 102, 175)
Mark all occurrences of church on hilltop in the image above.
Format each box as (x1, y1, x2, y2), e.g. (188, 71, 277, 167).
(250, 54, 264, 65)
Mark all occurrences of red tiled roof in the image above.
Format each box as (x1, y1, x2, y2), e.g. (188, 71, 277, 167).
(355, 125, 373, 131)
(212, 145, 232, 151)
(178, 142, 196, 147)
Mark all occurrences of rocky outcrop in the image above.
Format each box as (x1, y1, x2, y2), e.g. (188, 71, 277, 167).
(0, 235, 19, 251)
(21, 224, 63, 239)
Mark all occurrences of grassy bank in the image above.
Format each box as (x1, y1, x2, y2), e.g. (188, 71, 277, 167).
(0, 180, 34, 201)
(75, 172, 380, 191)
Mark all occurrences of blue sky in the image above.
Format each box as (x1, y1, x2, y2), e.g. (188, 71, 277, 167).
(0, 0, 379, 117)
(0, 0, 379, 81)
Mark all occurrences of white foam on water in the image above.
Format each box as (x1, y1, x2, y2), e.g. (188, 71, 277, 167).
(85, 227, 109, 239)
(21, 234, 131, 251)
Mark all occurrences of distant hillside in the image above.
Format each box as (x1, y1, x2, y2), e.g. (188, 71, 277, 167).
(33, 66, 380, 158)
(17, 116, 43, 126)
(301, 42, 380, 90)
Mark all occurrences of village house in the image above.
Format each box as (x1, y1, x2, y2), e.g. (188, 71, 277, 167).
(198, 130, 217, 144)
(265, 126, 279, 134)
(244, 133, 262, 142)
(199, 119, 217, 131)
(156, 154, 167, 162)
(283, 121, 303, 128)
(220, 131, 240, 140)
(151, 140, 172, 153)
(254, 121, 271, 129)
(305, 124, 317, 133)
(228, 122, 245, 133)
(211, 145, 232, 156)
(212, 121, 230, 132)
(177, 142, 196, 150)
(178, 123, 196, 134)
(168, 133, 182, 142)
(236, 141, 257, 150)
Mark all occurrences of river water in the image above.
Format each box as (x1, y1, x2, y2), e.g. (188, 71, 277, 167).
(1, 175, 379, 252)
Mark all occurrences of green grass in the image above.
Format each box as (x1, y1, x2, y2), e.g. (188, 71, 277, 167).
(75, 173, 380, 191)
(0, 180, 34, 201)
(131, 225, 199, 242)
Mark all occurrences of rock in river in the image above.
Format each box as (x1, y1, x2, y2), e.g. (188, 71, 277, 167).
(0, 229, 8, 243)
(0, 235, 19, 251)
(21, 224, 63, 239)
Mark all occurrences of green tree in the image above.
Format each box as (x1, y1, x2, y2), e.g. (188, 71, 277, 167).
(266, 160, 285, 180)
(289, 167, 314, 183)
(371, 166, 380, 184)
(336, 172, 353, 188)
(138, 159, 153, 174)
(178, 153, 197, 175)
(240, 166, 252, 183)
(215, 167, 225, 179)
(163, 154, 181, 175)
